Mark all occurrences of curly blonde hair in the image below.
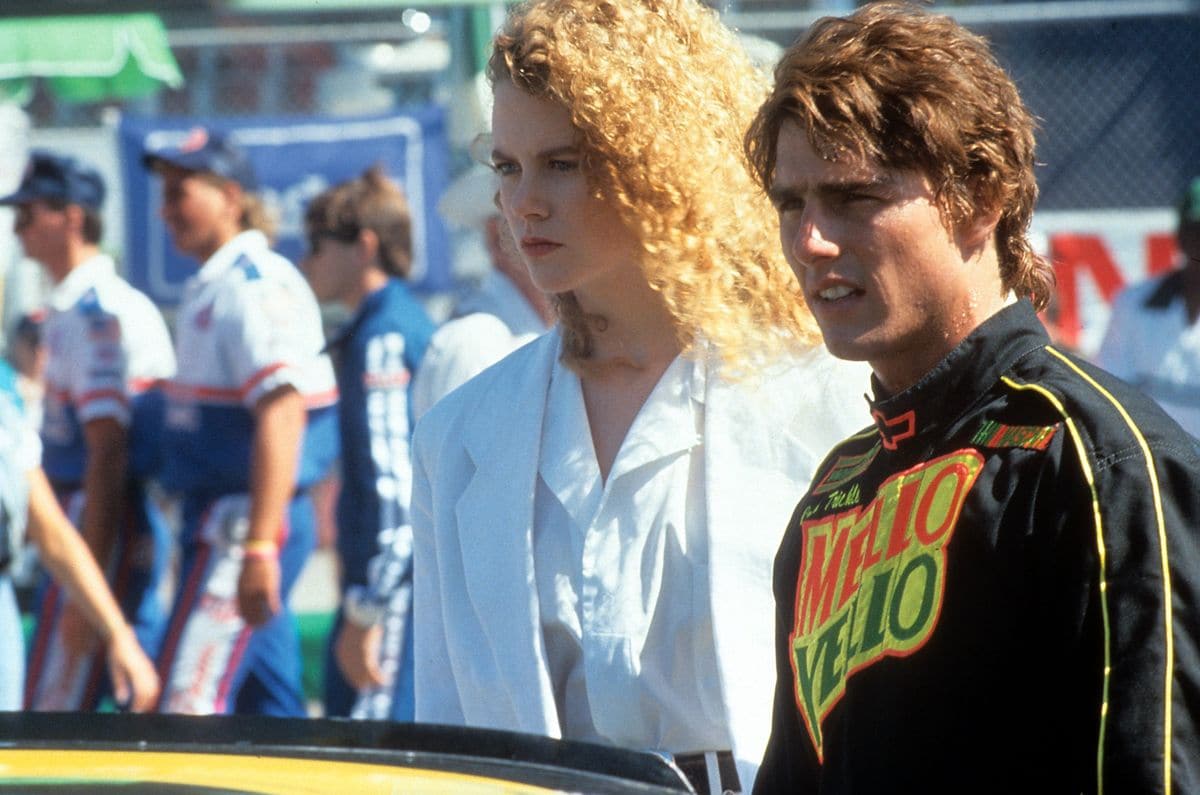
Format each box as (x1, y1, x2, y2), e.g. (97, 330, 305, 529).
(745, 2, 1054, 310)
(489, 0, 819, 369)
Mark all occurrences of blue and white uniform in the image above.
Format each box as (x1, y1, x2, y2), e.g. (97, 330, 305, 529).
(155, 230, 338, 716)
(24, 253, 175, 711)
(325, 278, 433, 719)
(0, 361, 38, 711)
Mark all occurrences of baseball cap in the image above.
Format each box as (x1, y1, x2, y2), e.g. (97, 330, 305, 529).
(0, 152, 105, 210)
(142, 126, 257, 189)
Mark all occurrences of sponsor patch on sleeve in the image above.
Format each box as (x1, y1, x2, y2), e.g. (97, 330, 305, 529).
(970, 419, 1059, 451)
(812, 443, 880, 496)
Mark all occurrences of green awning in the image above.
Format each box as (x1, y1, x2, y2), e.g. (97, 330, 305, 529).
(0, 14, 183, 105)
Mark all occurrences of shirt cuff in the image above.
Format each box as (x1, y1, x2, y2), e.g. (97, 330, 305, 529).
(343, 585, 387, 628)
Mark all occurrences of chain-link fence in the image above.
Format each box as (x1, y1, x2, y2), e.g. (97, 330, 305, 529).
(727, 2, 1200, 211)
(987, 11, 1200, 210)
(20, 2, 1200, 212)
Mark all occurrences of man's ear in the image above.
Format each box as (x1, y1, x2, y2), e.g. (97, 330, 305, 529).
(63, 204, 86, 235)
(356, 227, 380, 265)
(219, 180, 245, 225)
(959, 205, 1002, 253)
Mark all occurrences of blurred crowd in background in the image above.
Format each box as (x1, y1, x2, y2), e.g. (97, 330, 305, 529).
(0, 0, 1197, 720)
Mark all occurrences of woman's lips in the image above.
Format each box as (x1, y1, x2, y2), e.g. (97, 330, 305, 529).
(520, 237, 562, 257)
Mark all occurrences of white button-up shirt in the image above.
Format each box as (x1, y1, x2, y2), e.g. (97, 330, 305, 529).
(533, 353, 729, 755)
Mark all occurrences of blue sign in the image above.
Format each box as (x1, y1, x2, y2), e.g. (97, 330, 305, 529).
(118, 108, 452, 306)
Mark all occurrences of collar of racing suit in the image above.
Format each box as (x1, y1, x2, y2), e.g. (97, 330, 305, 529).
(867, 299, 1051, 452)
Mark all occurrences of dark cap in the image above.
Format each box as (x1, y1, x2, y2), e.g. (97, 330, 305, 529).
(0, 151, 105, 209)
(142, 127, 257, 190)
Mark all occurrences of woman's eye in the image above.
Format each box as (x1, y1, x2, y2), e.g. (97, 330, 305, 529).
(548, 159, 579, 172)
(492, 161, 518, 176)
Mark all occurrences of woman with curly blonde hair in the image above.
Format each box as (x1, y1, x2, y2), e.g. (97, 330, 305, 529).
(411, 0, 867, 790)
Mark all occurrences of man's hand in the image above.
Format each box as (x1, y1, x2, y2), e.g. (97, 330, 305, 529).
(237, 554, 282, 627)
(106, 623, 160, 712)
(241, 385, 302, 628)
(335, 620, 388, 690)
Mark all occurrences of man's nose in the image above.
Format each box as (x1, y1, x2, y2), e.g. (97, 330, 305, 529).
(789, 206, 839, 268)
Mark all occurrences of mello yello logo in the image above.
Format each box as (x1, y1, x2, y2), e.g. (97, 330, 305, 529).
(789, 449, 984, 761)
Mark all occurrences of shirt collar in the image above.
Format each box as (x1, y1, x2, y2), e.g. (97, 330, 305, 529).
(540, 350, 705, 499)
(194, 229, 270, 285)
(48, 253, 115, 311)
(325, 279, 398, 352)
(868, 299, 1050, 452)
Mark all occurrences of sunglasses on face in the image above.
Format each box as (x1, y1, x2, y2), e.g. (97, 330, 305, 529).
(13, 200, 68, 230)
(306, 227, 362, 257)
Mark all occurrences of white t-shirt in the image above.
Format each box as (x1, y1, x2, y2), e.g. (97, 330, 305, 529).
(1096, 271, 1200, 438)
(39, 253, 176, 484)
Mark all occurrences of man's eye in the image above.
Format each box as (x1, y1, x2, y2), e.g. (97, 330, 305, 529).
(842, 192, 878, 205)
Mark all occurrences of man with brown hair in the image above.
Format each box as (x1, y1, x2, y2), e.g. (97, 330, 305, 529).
(143, 128, 338, 716)
(302, 166, 434, 720)
(1, 151, 175, 711)
(745, 3, 1200, 791)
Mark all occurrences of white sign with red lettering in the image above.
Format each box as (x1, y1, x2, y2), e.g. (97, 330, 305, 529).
(1032, 209, 1178, 358)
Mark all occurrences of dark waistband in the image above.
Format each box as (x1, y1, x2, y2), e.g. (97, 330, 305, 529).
(673, 750, 739, 795)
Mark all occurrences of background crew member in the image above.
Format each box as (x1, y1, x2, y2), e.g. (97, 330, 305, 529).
(0, 151, 174, 711)
(302, 166, 434, 719)
(144, 129, 338, 716)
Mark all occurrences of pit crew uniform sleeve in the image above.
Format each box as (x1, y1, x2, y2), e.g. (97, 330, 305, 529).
(343, 332, 417, 626)
(69, 307, 133, 428)
(222, 273, 315, 408)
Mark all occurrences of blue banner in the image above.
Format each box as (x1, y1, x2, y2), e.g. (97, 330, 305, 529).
(118, 108, 452, 306)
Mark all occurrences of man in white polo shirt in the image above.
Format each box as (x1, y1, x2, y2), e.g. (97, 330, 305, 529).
(143, 128, 338, 715)
(1, 151, 175, 710)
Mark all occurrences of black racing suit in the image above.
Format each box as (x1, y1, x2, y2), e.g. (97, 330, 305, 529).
(755, 300, 1200, 794)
